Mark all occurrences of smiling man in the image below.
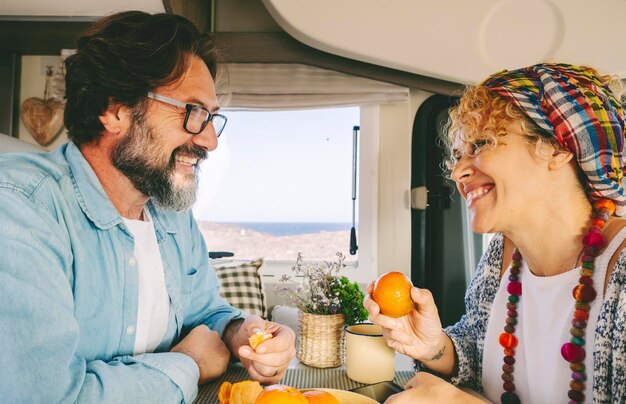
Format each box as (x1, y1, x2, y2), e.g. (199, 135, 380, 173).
(0, 11, 294, 403)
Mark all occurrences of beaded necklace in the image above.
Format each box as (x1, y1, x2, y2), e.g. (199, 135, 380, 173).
(499, 199, 615, 404)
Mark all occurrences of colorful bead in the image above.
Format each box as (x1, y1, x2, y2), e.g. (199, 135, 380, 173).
(499, 333, 518, 348)
(507, 281, 522, 296)
(504, 355, 515, 365)
(500, 392, 521, 404)
(572, 284, 596, 302)
(561, 342, 586, 362)
(570, 362, 585, 372)
(573, 310, 589, 320)
(500, 198, 611, 403)
(570, 381, 585, 390)
(503, 382, 516, 392)
(594, 199, 616, 214)
(568, 389, 584, 402)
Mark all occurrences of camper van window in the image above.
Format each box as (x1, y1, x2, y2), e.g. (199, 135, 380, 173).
(193, 107, 367, 278)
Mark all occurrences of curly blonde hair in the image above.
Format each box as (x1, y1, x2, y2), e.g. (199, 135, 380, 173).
(443, 66, 623, 178)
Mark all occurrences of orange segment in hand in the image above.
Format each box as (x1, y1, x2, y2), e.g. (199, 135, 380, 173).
(372, 271, 414, 318)
(248, 329, 273, 350)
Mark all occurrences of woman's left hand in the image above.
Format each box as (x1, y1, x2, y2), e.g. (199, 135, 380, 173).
(384, 372, 489, 403)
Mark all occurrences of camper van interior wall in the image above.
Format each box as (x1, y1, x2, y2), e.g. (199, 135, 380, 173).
(19, 66, 65, 146)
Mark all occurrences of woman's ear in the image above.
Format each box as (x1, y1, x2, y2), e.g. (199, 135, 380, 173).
(98, 102, 131, 136)
(548, 149, 574, 170)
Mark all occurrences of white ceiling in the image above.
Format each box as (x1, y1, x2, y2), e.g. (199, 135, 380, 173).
(0, 0, 164, 17)
(263, 0, 626, 84)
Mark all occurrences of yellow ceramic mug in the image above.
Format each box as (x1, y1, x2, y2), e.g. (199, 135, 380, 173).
(345, 323, 395, 384)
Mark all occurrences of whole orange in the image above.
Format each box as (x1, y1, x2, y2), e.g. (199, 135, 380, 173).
(303, 390, 340, 404)
(255, 384, 308, 404)
(372, 271, 414, 318)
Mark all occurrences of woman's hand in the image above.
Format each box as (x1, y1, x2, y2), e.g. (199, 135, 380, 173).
(385, 372, 488, 403)
(364, 283, 445, 362)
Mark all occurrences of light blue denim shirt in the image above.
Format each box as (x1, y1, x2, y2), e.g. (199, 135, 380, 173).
(0, 142, 245, 403)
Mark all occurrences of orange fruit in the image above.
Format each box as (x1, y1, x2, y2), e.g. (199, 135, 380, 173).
(255, 384, 308, 404)
(248, 329, 273, 350)
(372, 271, 414, 318)
(218, 380, 263, 404)
(303, 390, 340, 404)
(218, 381, 232, 404)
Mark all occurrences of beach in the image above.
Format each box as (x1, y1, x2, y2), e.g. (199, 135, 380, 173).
(198, 221, 355, 262)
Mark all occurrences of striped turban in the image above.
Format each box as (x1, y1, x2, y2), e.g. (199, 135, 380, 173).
(481, 63, 626, 216)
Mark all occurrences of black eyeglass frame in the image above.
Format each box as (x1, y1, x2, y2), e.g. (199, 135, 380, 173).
(147, 92, 227, 137)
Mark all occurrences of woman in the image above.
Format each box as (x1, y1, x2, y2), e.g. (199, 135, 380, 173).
(365, 63, 626, 403)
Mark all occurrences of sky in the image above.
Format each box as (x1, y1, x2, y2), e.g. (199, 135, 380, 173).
(192, 107, 360, 223)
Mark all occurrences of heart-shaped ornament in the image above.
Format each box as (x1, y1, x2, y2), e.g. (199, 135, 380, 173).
(20, 97, 65, 146)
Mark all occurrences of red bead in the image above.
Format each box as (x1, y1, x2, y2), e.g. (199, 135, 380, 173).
(561, 342, 586, 362)
(568, 389, 584, 402)
(573, 310, 589, 320)
(502, 364, 514, 373)
(578, 276, 593, 285)
(502, 373, 514, 382)
(512, 251, 522, 261)
(507, 309, 518, 318)
(594, 199, 616, 215)
(503, 382, 516, 392)
(580, 253, 595, 263)
(572, 319, 587, 328)
(506, 302, 517, 310)
(573, 284, 596, 302)
(582, 228, 605, 249)
(499, 333, 518, 349)
(570, 381, 585, 390)
(504, 324, 515, 334)
(504, 355, 516, 365)
(592, 218, 606, 228)
(504, 347, 515, 356)
(507, 281, 522, 296)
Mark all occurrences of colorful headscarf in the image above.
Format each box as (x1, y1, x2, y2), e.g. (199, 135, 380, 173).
(480, 63, 626, 216)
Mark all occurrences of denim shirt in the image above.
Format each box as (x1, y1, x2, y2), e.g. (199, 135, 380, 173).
(0, 142, 245, 403)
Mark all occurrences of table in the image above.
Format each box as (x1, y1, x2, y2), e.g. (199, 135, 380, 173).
(195, 365, 416, 404)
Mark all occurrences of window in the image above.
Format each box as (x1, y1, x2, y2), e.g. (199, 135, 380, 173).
(193, 106, 371, 278)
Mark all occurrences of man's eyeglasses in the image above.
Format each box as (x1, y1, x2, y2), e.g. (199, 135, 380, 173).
(147, 92, 227, 137)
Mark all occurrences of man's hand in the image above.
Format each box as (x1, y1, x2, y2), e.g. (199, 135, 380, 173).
(225, 316, 296, 384)
(385, 372, 488, 403)
(171, 324, 230, 384)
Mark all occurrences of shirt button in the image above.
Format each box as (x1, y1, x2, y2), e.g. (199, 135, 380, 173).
(128, 257, 137, 266)
(126, 326, 135, 335)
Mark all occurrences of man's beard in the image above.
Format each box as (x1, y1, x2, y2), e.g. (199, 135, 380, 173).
(111, 117, 207, 211)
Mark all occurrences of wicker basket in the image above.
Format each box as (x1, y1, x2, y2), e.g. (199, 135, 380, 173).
(297, 311, 345, 368)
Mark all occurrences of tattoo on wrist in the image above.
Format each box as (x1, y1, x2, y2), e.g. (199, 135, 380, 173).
(429, 345, 445, 361)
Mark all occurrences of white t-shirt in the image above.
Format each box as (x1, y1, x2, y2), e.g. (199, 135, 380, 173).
(482, 228, 626, 404)
(122, 209, 170, 355)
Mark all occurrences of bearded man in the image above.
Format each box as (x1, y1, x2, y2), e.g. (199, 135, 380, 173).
(0, 11, 294, 403)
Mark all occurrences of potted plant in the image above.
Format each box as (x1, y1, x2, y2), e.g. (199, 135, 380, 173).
(275, 252, 368, 368)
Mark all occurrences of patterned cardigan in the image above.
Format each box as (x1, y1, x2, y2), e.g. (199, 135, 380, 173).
(437, 233, 626, 402)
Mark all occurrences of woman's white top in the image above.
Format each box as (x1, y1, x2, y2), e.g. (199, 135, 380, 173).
(122, 209, 170, 355)
(482, 228, 626, 404)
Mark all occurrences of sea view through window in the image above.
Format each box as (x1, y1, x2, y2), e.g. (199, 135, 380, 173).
(193, 107, 360, 263)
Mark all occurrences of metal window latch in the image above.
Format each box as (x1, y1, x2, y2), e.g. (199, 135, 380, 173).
(411, 187, 428, 210)
(411, 186, 451, 210)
